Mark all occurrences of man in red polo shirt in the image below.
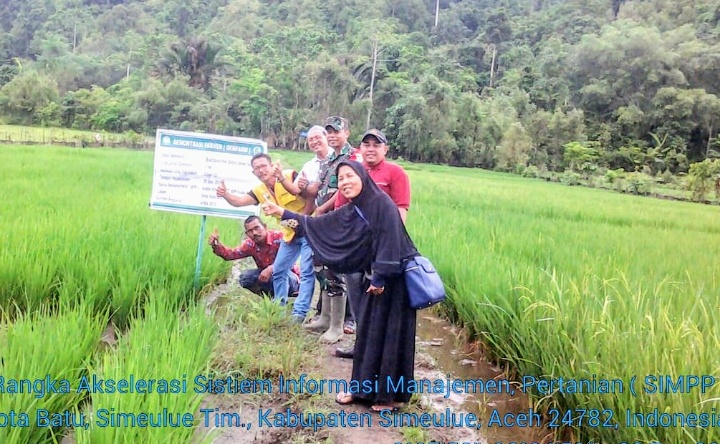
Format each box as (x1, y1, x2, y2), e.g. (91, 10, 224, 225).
(334, 128, 410, 222)
(333, 128, 411, 359)
(209, 216, 299, 298)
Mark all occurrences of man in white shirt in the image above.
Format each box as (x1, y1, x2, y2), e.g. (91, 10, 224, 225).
(275, 125, 347, 342)
(275, 125, 330, 202)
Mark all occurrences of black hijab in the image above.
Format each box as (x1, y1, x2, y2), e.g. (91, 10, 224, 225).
(298, 160, 418, 276)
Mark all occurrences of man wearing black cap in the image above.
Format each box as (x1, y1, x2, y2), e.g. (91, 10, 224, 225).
(333, 128, 411, 359)
(334, 128, 410, 221)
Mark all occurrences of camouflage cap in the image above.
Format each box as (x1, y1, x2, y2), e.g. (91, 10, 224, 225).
(361, 128, 387, 144)
(324, 116, 349, 131)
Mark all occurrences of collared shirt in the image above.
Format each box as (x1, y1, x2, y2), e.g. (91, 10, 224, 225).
(299, 153, 329, 184)
(247, 170, 305, 243)
(316, 142, 362, 206)
(211, 230, 300, 274)
(334, 159, 411, 210)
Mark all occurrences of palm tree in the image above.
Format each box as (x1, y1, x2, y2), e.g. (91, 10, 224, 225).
(157, 37, 226, 91)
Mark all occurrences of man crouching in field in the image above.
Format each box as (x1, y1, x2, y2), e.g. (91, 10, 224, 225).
(209, 216, 300, 299)
(216, 153, 315, 324)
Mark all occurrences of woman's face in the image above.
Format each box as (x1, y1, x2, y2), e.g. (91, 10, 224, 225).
(337, 165, 363, 200)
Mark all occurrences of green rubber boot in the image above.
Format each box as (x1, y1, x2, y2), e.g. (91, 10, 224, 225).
(304, 291, 330, 333)
(319, 294, 346, 344)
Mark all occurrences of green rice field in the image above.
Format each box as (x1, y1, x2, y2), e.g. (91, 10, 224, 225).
(1, 145, 229, 443)
(409, 164, 720, 443)
(2, 144, 720, 443)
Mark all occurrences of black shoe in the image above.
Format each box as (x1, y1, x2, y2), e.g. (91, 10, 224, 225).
(335, 345, 354, 358)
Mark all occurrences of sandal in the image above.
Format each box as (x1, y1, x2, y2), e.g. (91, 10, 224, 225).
(370, 404, 401, 413)
(335, 391, 355, 405)
(343, 321, 356, 335)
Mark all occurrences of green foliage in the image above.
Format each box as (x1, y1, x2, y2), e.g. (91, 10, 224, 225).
(3, 0, 720, 168)
(521, 164, 541, 178)
(686, 158, 720, 201)
(659, 168, 675, 185)
(0, 145, 233, 324)
(157, 37, 226, 91)
(604, 168, 626, 184)
(0, 301, 106, 444)
(559, 170, 582, 186)
(625, 171, 653, 195)
(0, 70, 60, 125)
(76, 297, 215, 444)
(496, 121, 532, 171)
(563, 141, 598, 173)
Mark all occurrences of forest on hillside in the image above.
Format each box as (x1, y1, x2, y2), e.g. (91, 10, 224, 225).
(2, 0, 720, 175)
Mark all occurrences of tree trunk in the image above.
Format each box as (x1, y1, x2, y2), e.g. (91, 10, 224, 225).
(708, 124, 713, 159)
(489, 45, 497, 88)
(366, 40, 379, 132)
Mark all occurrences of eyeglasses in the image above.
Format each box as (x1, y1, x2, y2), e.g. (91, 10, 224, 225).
(252, 163, 270, 171)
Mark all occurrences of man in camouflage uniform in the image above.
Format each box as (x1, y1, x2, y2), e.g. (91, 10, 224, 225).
(304, 116, 361, 340)
(313, 116, 362, 215)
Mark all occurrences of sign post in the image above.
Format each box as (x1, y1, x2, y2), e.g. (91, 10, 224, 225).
(194, 215, 207, 292)
(148, 129, 268, 292)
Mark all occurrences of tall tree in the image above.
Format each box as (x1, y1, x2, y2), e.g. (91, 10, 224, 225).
(157, 37, 226, 91)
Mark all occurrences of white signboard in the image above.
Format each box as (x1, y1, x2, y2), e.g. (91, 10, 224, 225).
(149, 129, 267, 218)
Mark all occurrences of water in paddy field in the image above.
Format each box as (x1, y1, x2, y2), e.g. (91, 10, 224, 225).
(415, 314, 548, 444)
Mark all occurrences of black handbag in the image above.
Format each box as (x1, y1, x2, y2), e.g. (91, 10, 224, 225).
(404, 255, 446, 310)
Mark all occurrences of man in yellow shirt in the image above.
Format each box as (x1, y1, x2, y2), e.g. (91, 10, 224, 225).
(216, 153, 315, 323)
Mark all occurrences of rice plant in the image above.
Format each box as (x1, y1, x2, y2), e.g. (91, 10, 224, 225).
(408, 163, 720, 443)
(75, 293, 216, 444)
(0, 145, 237, 325)
(0, 297, 106, 444)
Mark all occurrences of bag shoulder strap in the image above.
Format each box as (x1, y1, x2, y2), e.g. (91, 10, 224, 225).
(353, 205, 369, 225)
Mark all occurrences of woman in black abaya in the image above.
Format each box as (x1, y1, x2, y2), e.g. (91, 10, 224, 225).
(262, 160, 418, 411)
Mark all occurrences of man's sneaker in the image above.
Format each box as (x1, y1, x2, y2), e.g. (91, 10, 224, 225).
(291, 314, 305, 325)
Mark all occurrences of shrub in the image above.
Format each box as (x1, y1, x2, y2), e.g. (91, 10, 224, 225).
(522, 165, 541, 178)
(626, 172, 653, 195)
(560, 170, 582, 186)
(686, 159, 720, 201)
(659, 169, 675, 185)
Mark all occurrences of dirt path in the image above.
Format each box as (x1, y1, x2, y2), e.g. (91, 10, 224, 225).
(197, 340, 486, 444)
(198, 268, 490, 444)
(302, 339, 484, 444)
